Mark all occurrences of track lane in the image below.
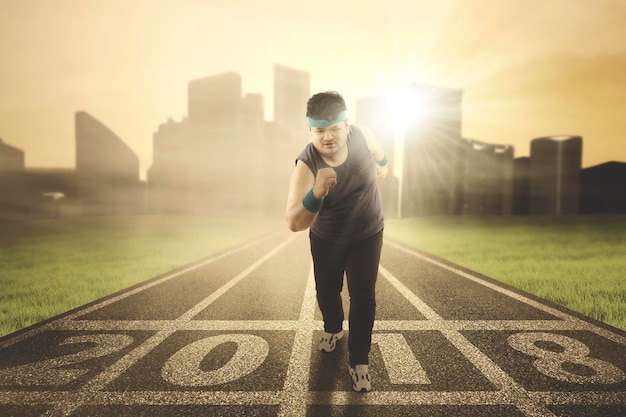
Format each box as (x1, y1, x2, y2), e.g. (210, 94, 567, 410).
(0, 232, 624, 416)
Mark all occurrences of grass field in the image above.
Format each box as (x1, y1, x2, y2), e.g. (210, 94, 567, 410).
(1, 214, 624, 337)
(0, 216, 281, 337)
(385, 215, 626, 331)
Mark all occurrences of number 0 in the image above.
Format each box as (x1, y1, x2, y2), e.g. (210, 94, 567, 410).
(161, 334, 269, 386)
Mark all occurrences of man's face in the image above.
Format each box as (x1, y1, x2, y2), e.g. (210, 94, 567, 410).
(309, 121, 349, 158)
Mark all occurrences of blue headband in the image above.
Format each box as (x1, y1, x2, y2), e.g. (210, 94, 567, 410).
(307, 110, 347, 128)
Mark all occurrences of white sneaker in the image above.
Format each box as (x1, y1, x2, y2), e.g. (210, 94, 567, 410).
(318, 331, 344, 353)
(349, 364, 372, 392)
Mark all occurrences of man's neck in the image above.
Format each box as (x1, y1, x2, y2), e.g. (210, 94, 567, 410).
(322, 145, 348, 167)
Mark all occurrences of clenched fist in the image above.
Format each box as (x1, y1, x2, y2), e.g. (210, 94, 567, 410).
(376, 164, 388, 179)
(313, 167, 337, 198)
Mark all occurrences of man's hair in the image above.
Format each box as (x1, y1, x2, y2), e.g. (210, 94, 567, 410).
(306, 91, 347, 121)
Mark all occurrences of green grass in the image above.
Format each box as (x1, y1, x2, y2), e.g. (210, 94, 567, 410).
(0, 216, 282, 337)
(1, 215, 625, 338)
(385, 215, 626, 331)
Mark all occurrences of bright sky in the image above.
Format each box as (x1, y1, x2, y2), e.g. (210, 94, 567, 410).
(2, 0, 626, 180)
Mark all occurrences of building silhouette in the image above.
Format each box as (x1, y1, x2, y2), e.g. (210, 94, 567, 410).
(148, 65, 308, 218)
(0, 139, 27, 219)
(580, 161, 626, 214)
(460, 139, 514, 215)
(0, 138, 25, 171)
(2, 168, 78, 219)
(263, 64, 311, 217)
(4, 64, 625, 222)
(147, 117, 191, 213)
(188, 72, 263, 215)
(75, 111, 139, 180)
(188, 72, 244, 127)
(0, 113, 143, 221)
(75, 111, 144, 216)
(513, 157, 531, 215)
(274, 64, 310, 135)
(148, 72, 265, 216)
(529, 135, 583, 216)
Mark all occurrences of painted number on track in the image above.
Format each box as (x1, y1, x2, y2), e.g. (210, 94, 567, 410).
(2, 331, 623, 388)
(373, 333, 430, 384)
(0, 334, 134, 386)
(508, 332, 625, 385)
(161, 334, 269, 386)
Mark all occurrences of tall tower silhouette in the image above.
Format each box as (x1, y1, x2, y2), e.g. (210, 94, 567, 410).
(75, 111, 139, 180)
(529, 135, 582, 215)
(188, 72, 243, 127)
(75, 111, 142, 215)
(185, 72, 263, 215)
(273, 64, 310, 135)
(461, 139, 514, 215)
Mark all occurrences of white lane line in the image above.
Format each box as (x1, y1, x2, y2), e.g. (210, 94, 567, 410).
(40, 234, 296, 417)
(384, 239, 626, 346)
(3, 234, 624, 413)
(373, 320, 596, 332)
(529, 391, 626, 405)
(178, 234, 297, 321)
(278, 264, 317, 417)
(380, 265, 440, 320)
(54, 318, 595, 333)
(3, 389, 625, 408)
(379, 260, 557, 417)
(0, 390, 284, 405)
(0, 389, 505, 406)
(55, 320, 302, 331)
(308, 390, 509, 406)
(89, 235, 296, 392)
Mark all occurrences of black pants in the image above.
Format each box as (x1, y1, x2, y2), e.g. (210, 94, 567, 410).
(309, 229, 383, 366)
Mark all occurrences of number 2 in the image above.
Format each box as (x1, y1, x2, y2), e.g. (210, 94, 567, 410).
(0, 334, 134, 386)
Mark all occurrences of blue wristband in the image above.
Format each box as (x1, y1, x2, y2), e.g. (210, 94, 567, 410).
(302, 189, 324, 213)
(377, 155, 388, 167)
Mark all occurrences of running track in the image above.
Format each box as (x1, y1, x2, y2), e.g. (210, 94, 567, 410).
(0, 231, 625, 416)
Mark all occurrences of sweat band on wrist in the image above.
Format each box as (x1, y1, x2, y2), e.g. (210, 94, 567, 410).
(377, 155, 388, 166)
(302, 188, 324, 213)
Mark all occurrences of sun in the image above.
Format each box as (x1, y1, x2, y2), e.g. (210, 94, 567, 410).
(382, 83, 434, 181)
(385, 85, 430, 133)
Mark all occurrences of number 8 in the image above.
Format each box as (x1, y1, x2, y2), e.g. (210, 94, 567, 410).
(507, 332, 625, 385)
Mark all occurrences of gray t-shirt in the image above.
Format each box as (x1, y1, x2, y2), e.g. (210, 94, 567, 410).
(296, 126, 384, 242)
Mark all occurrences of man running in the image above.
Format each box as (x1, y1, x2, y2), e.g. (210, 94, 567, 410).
(285, 91, 388, 392)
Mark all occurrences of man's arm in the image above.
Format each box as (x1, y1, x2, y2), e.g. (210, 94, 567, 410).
(285, 161, 317, 232)
(285, 161, 337, 232)
(356, 124, 388, 178)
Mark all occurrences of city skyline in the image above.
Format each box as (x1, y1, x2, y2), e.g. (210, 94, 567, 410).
(1, 68, 622, 220)
(2, 0, 626, 180)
